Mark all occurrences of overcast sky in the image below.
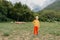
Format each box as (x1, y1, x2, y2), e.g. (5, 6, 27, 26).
(7, 0, 56, 12)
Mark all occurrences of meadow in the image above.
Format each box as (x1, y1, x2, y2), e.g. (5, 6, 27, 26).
(0, 22, 60, 40)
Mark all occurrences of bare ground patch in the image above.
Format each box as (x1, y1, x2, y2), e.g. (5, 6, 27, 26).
(0, 31, 60, 40)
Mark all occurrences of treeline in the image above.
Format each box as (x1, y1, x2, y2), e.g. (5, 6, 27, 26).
(0, 0, 34, 22)
(0, 0, 60, 22)
(38, 10, 60, 22)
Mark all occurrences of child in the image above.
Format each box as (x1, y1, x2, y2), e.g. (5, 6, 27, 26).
(33, 16, 40, 36)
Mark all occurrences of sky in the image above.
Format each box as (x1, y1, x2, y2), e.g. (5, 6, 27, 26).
(7, 0, 56, 12)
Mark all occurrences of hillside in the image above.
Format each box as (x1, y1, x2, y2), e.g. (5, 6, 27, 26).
(38, 0, 60, 22)
(45, 0, 60, 11)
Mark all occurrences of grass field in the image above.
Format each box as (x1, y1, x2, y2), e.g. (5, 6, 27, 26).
(0, 22, 60, 40)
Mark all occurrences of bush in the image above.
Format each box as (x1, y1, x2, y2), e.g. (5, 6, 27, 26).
(3, 32, 10, 36)
(0, 16, 13, 22)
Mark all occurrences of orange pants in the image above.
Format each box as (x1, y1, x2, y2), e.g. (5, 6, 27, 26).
(34, 26, 38, 35)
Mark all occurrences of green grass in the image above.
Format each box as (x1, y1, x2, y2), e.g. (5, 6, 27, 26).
(0, 22, 60, 40)
(40, 22, 60, 36)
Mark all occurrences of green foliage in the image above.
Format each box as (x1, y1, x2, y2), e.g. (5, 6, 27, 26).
(39, 10, 60, 22)
(3, 32, 10, 36)
(0, 0, 34, 22)
(0, 0, 60, 22)
(0, 13, 13, 22)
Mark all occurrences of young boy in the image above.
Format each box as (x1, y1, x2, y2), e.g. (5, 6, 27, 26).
(33, 16, 40, 36)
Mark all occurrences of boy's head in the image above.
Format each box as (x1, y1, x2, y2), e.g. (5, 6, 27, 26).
(35, 16, 39, 20)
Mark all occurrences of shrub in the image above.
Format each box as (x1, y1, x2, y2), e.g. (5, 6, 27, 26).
(3, 32, 10, 36)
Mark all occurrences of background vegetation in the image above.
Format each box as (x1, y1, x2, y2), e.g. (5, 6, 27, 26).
(0, 0, 60, 22)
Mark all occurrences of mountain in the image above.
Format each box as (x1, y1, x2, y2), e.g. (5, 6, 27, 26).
(32, 5, 41, 12)
(44, 0, 60, 11)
